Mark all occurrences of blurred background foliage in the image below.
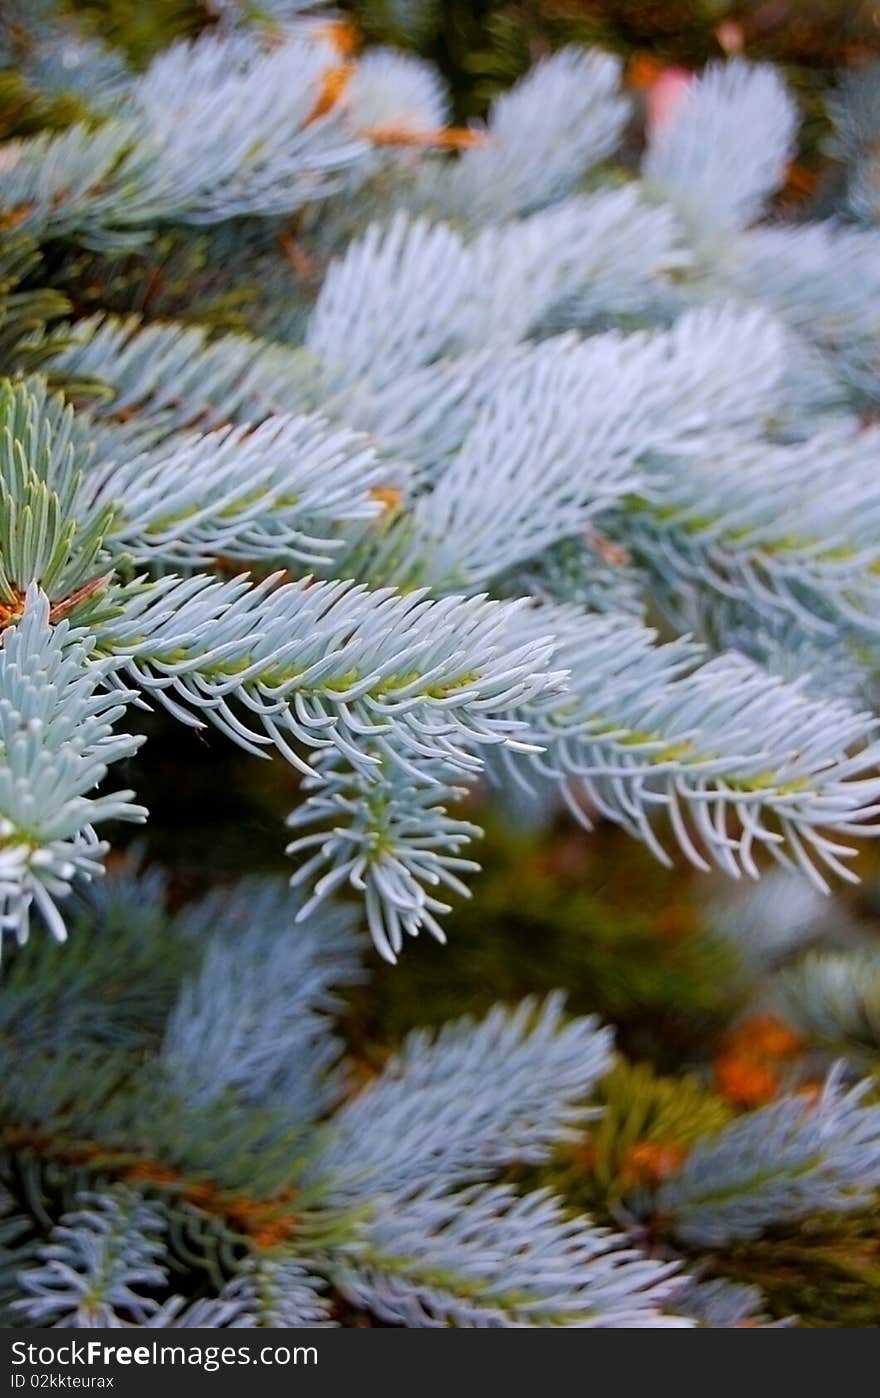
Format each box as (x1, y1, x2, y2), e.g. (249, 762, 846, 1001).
(7, 0, 880, 1325)
(352, 0, 880, 113)
(56, 1, 880, 105)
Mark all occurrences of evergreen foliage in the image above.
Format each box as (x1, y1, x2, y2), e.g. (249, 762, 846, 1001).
(1, 871, 688, 1329)
(3, 0, 880, 1329)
